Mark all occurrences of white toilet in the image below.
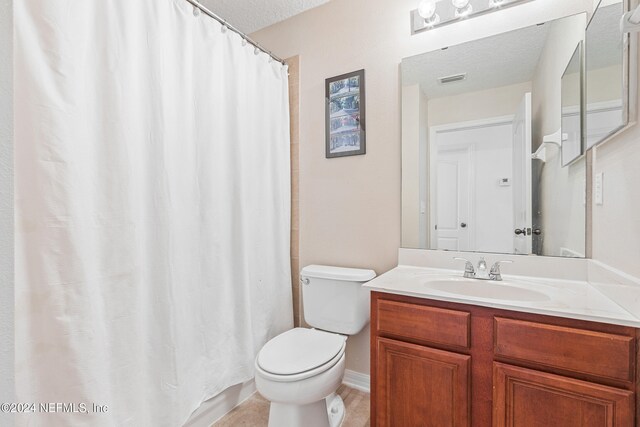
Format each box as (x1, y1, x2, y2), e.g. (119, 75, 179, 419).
(255, 265, 376, 427)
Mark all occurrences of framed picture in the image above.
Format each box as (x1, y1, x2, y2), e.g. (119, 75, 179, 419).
(325, 69, 366, 158)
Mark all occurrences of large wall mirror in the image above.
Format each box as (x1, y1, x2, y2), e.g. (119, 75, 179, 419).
(401, 13, 588, 257)
(402, 5, 627, 258)
(402, 0, 636, 258)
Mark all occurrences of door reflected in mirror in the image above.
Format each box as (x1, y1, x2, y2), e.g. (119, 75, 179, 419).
(401, 13, 587, 257)
(428, 96, 533, 255)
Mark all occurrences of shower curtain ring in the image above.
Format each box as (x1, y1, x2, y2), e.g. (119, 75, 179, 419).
(192, 5, 200, 16)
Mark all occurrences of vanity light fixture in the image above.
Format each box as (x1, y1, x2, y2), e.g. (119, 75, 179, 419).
(418, 0, 440, 26)
(452, 0, 472, 18)
(411, 0, 534, 34)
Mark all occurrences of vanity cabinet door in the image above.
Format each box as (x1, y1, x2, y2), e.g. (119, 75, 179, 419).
(375, 337, 470, 427)
(493, 362, 634, 427)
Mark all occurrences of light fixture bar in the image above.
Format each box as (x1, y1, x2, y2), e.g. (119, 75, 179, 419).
(411, 0, 535, 35)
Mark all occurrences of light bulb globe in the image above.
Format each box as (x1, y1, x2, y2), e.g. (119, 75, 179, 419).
(418, 0, 437, 19)
(451, 0, 470, 8)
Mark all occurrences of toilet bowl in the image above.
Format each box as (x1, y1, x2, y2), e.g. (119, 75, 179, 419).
(255, 328, 347, 427)
(255, 265, 376, 427)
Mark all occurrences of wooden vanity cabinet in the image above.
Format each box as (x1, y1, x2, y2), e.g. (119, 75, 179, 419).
(376, 337, 470, 426)
(370, 291, 639, 427)
(493, 362, 634, 427)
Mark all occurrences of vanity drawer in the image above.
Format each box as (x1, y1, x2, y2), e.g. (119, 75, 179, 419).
(494, 317, 635, 382)
(376, 299, 470, 349)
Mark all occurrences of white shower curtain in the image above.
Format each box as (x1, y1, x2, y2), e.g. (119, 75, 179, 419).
(15, 0, 292, 426)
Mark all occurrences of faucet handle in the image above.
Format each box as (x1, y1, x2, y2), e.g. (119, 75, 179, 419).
(453, 257, 475, 278)
(489, 260, 513, 280)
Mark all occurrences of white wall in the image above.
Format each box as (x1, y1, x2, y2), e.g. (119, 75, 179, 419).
(538, 148, 587, 256)
(418, 91, 429, 248)
(252, 0, 593, 375)
(401, 84, 421, 248)
(586, 65, 623, 104)
(0, 0, 14, 423)
(592, 57, 640, 277)
(532, 13, 587, 257)
(401, 84, 429, 248)
(428, 81, 532, 127)
(532, 13, 587, 149)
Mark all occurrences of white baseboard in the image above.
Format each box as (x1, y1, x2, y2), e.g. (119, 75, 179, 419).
(183, 380, 256, 427)
(183, 370, 368, 427)
(342, 370, 370, 393)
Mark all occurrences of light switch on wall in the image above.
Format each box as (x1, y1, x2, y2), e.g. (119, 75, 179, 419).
(595, 172, 604, 206)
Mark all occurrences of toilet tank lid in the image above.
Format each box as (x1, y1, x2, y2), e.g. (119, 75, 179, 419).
(301, 265, 376, 282)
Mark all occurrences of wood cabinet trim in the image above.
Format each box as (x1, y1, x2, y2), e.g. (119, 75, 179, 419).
(636, 329, 640, 424)
(494, 316, 635, 383)
(376, 298, 470, 349)
(371, 292, 639, 427)
(376, 337, 470, 427)
(493, 362, 634, 427)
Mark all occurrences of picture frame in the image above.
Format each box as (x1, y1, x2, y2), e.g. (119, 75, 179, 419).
(325, 69, 366, 158)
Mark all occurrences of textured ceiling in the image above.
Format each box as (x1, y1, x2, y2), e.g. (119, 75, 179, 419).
(586, 2, 624, 70)
(402, 23, 551, 99)
(199, 0, 330, 34)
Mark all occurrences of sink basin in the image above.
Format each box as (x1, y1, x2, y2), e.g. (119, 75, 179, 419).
(424, 278, 551, 302)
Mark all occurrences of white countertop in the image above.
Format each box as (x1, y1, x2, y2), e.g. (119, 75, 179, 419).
(365, 265, 640, 328)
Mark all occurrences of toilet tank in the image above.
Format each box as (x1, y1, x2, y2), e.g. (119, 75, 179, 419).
(300, 265, 376, 335)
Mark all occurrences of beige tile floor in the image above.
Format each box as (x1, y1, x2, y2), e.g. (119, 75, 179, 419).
(212, 384, 370, 427)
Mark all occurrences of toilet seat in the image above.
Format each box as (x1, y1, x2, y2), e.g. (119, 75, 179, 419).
(256, 328, 346, 382)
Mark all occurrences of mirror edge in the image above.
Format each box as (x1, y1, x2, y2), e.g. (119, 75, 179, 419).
(586, 0, 639, 150)
(561, 40, 586, 168)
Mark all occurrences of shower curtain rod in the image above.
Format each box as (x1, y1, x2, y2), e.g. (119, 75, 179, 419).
(184, 0, 287, 66)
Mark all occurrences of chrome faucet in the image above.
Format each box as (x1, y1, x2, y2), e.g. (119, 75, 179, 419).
(475, 257, 489, 279)
(454, 257, 513, 281)
(453, 257, 476, 279)
(489, 260, 513, 281)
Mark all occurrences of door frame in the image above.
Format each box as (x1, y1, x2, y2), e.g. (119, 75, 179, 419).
(512, 93, 533, 255)
(429, 115, 515, 251)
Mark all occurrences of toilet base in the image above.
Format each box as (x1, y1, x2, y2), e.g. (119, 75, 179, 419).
(267, 393, 345, 427)
(268, 400, 327, 427)
(326, 393, 345, 427)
